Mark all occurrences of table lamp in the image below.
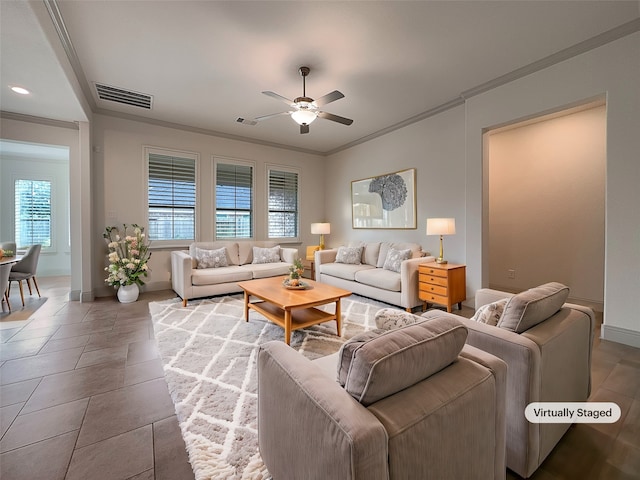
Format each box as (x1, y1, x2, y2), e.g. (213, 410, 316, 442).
(426, 218, 456, 264)
(311, 223, 330, 250)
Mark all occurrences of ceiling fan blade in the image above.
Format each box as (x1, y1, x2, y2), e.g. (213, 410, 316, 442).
(254, 111, 291, 122)
(262, 91, 295, 106)
(300, 124, 310, 134)
(314, 90, 345, 107)
(318, 111, 353, 126)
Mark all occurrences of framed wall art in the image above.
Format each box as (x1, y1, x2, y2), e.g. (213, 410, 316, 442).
(351, 168, 416, 229)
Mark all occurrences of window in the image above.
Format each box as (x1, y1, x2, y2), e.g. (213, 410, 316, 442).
(147, 150, 196, 242)
(15, 179, 52, 248)
(268, 168, 299, 239)
(215, 160, 253, 239)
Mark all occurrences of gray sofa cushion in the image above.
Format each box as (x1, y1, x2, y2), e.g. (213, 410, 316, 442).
(338, 316, 468, 406)
(498, 282, 569, 333)
(190, 241, 240, 265)
(252, 246, 281, 264)
(354, 268, 401, 292)
(191, 265, 253, 286)
(319, 262, 375, 281)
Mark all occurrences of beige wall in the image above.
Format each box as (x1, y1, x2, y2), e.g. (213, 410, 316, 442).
(91, 114, 326, 296)
(487, 105, 606, 307)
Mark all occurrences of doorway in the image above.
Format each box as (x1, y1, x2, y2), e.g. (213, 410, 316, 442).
(485, 101, 606, 311)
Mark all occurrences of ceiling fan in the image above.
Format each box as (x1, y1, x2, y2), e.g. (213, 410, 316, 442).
(237, 66, 353, 134)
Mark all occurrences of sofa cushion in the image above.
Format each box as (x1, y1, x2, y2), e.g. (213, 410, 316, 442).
(354, 268, 401, 292)
(190, 242, 239, 265)
(337, 329, 385, 385)
(252, 246, 281, 264)
(319, 262, 375, 281)
(349, 242, 381, 266)
(471, 298, 508, 326)
(377, 242, 423, 268)
(382, 248, 412, 273)
(335, 246, 363, 265)
(194, 246, 229, 269)
(339, 316, 468, 406)
(498, 282, 570, 333)
(244, 262, 290, 279)
(191, 265, 252, 286)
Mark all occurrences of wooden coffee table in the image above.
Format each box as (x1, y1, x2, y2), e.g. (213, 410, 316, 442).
(237, 276, 352, 345)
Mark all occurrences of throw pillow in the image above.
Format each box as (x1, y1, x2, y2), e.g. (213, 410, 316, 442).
(337, 329, 385, 386)
(340, 316, 468, 406)
(470, 298, 508, 327)
(498, 282, 570, 333)
(374, 308, 421, 330)
(195, 247, 228, 269)
(335, 246, 363, 265)
(252, 246, 281, 264)
(382, 248, 412, 273)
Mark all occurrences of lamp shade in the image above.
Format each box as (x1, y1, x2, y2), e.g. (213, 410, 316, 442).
(310, 223, 331, 235)
(426, 218, 456, 236)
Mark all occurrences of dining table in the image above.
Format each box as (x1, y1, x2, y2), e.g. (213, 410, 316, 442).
(0, 255, 22, 266)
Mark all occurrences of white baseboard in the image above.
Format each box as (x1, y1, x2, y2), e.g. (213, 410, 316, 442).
(601, 324, 640, 348)
(68, 289, 94, 302)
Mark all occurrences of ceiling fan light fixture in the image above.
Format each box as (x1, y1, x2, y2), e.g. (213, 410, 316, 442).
(291, 108, 317, 125)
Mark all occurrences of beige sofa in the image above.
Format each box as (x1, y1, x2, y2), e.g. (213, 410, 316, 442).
(258, 315, 507, 480)
(171, 241, 297, 306)
(315, 241, 435, 311)
(416, 283, 596, 478)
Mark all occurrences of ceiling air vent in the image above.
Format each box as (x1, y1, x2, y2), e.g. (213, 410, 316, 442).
(94, 83, 153, 109)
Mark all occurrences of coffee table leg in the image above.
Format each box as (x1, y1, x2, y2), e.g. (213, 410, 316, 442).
(244, 291, 249, 322)
(335, 298, 342, 337)
(284, 310, 292, 345)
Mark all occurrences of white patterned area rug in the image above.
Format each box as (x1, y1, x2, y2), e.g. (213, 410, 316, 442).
(148, 294, 387, 480)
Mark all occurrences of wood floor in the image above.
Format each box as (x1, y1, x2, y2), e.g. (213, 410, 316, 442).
(0, 277, 638, 479)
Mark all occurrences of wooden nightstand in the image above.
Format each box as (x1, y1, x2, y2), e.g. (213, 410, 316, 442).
(418, 262, 466, 312)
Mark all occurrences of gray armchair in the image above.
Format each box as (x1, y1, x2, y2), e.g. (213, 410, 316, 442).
(422, 284, 595, 478)
(258, 315, 507, 480)
(8, 244, 42, 306)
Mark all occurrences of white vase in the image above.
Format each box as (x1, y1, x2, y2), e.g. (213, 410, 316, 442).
(117, 283, 139, 303)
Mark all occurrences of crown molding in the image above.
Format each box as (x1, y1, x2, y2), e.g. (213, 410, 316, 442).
(0, 111, 79, 130)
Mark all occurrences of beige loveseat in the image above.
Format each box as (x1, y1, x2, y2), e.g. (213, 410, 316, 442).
(171, 241, 297, 306)
(315, 241, 435, 311)
(413, 283, 595, 478)
(258, 315, 507, 480)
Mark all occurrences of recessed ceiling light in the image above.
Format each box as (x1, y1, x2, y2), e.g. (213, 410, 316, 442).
(11, 86, 30, 95)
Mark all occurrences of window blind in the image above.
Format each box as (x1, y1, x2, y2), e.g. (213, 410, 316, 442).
(216, 163, 253, 239)
(15, 179, 52, 248)
(148, 153, 196, 241)
(268, 169, 298, 238)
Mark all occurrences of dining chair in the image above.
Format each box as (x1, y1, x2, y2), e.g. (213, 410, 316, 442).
(0, 263, 11, 312)
(8, 244, 42, 307)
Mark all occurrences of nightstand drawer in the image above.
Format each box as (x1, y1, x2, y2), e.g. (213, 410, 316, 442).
(420, 292, 449, 306)
(419, 283, 448, 296)
(419, 266, 448, 278)
(421, 275, 448, 287)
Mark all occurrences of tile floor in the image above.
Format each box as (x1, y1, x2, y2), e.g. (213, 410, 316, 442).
(0, 277, 639, 479)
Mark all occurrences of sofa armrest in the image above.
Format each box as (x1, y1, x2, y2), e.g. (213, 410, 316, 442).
(171, 250, 194, 306)
(475, 288, 515, 309)
(315, 248, 338, 265)
(399, 255, 436, 310)
(280, 247, 298, 264)
(258, 341, 388, 480)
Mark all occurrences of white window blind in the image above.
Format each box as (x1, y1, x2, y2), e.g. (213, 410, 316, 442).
(216, 162, 253, 239)
(15, 179, 52, 248)
(148, 153, 196, 241)
(268, 169, 298, 239)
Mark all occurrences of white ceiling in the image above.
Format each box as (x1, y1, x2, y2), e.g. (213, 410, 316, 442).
(1, 1, 638, 155)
